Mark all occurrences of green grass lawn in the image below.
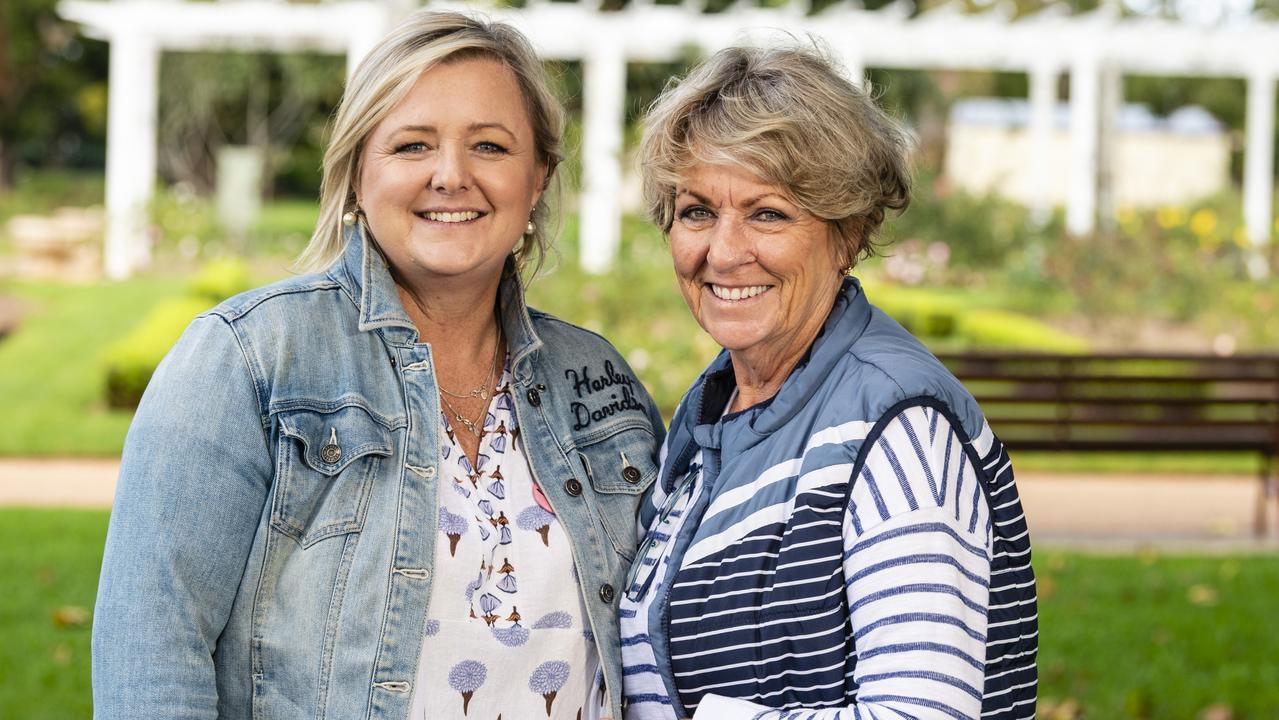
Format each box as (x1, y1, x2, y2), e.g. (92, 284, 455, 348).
(0, 509, 106, 718)
(2, 507, 1276, 718)
(0, 277, 186, 455)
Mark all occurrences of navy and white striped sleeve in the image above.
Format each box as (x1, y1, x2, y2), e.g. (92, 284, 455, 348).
(693, 404, 993, 720)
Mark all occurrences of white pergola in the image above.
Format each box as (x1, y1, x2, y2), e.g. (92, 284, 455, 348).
(60, 0, 1279, 278)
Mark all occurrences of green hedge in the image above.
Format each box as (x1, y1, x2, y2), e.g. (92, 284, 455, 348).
(101, 259, 253, 409)
(868, 284, 1088, 353)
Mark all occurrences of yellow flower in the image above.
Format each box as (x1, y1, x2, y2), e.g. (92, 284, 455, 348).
(1156, 206, 1186, 229)
(1189, 208, 1218, 238)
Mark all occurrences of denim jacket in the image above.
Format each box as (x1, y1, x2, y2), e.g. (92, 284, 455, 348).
(92, 228, 665, 720)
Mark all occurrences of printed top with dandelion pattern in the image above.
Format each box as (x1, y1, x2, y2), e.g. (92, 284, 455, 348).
(411, 360, 606, 720)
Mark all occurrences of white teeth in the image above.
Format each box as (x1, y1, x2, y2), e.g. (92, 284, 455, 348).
(710, 284, 769, 301)
(423, 211, 480, 223)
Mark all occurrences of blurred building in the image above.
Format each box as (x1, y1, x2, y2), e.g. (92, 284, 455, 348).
(947, 99, 1230, 208)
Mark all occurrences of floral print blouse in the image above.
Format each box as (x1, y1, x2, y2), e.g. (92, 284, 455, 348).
(410, 360, 605, 720)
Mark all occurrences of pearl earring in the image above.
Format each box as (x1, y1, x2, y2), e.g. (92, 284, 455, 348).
(342, 210, 357, 226)
(525, 219, 536, 236)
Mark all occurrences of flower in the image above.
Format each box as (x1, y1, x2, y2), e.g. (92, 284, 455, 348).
(1189, 208, 1218, 238)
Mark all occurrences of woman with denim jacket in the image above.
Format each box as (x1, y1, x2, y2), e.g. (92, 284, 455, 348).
(93, 11, 662, 719)
(619, 46, 1038, 719)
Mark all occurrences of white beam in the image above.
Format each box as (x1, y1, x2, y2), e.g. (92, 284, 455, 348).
(104, 31, 158, 279)
(579, 39, 627, 274)
(1244, 68, 1275, 278)
(1067, 52, 1101, 236)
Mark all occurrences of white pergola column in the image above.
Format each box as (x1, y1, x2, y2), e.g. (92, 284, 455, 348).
(104, 30, 159, 279)
(1244, 67, 1275, 278)
(1067, 52, 1101, 236)
(1027, 60, 1058, 225)
(579, 39, 626, 274)
(1096, 62, 1123, 231)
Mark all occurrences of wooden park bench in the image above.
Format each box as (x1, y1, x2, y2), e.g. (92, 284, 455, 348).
(937, 352, 1279, 536)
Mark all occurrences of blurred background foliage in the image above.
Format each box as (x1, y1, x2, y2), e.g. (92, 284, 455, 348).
(4, 2, 1279, 718)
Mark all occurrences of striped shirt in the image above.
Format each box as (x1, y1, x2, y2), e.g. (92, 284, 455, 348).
(619, 278, 1037, 720)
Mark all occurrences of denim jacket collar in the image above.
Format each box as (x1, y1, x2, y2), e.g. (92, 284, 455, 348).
(332, 225, 543, 385)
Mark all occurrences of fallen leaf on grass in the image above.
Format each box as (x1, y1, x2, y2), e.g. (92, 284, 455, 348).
(1187, 584, 1219, 607)
(1198, 703, 1233, 720)
(51, 643, 72, 665)
(1039, 697, 1080, 720)
(52, 605, 90, 628)
(1037, 575, 1057, 600)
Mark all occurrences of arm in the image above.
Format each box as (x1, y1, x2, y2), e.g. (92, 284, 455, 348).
(694, 404, 993, 720)
(92, 314, 273, 718)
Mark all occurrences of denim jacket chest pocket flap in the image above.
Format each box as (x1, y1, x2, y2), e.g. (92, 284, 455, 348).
(576, 418, 659, 558)
(273, 403, 395, 547)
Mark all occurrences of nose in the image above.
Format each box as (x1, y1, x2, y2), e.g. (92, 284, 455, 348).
(705, 215, 755, 271)
(431, 142, 472, 195)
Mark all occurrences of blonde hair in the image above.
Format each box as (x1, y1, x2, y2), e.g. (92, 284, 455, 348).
(297, 9, 564, 275)
(639, 43, 912, 269)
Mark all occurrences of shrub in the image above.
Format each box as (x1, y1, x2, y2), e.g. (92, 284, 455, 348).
(102, 258, 252, 409)
(102, 298, 213, 409)
(188, 257, 253, 303)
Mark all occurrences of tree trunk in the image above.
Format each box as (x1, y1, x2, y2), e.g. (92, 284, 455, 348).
(0, 138, 12, 192)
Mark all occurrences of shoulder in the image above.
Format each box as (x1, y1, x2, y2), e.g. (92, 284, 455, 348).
(834, 304, 987, 446)
(203, 270, 347, 325)
(527, 307, 627, 358)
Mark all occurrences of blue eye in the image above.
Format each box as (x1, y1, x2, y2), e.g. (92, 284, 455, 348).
(755, 208, 788, 222)
(476, 141, 508, 154)
(395, 142, 428, 154)
(680, 206, 713, 222)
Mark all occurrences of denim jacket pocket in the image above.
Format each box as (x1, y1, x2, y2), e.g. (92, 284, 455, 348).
(576, 419, 659, 559)
(272, 403, 393, 547)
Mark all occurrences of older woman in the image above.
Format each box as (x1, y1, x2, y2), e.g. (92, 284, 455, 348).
(93, 11, 662, 719)
(619, 47, 1037, 720)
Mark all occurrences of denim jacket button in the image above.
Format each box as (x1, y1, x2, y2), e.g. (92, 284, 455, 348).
(527, 388, 542, 407)
(599, 583, 615, 603)
(321, 444, 342, 464)
(564, 478, 583, 496)
(622, 466, 642, 483)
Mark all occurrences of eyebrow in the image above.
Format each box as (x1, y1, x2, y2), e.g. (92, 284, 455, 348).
(676, 188, 789, 207)
(389, 122, 517, 138)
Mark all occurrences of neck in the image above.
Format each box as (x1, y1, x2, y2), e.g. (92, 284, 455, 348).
(726, 279, 842, 413)
(392, 267, 504, 358)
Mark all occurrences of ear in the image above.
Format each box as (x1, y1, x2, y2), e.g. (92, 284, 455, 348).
(832, 216, 864, 271)
(531, 161, 549, 208)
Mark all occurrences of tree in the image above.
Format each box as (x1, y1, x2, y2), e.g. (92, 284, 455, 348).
(0, 0, 108, 188)
(156, 50, 343, 196)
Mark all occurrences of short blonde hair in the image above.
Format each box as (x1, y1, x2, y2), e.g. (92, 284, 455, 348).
(297, 10, 564, 275)
(639, 44, 912, 269)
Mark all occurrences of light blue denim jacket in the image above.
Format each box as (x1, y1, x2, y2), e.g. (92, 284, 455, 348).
(92, 228, 664, 719)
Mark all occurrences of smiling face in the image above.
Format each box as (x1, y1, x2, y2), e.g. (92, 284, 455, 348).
(670, 162, 845, 373)
(356, 55, 545, 286)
